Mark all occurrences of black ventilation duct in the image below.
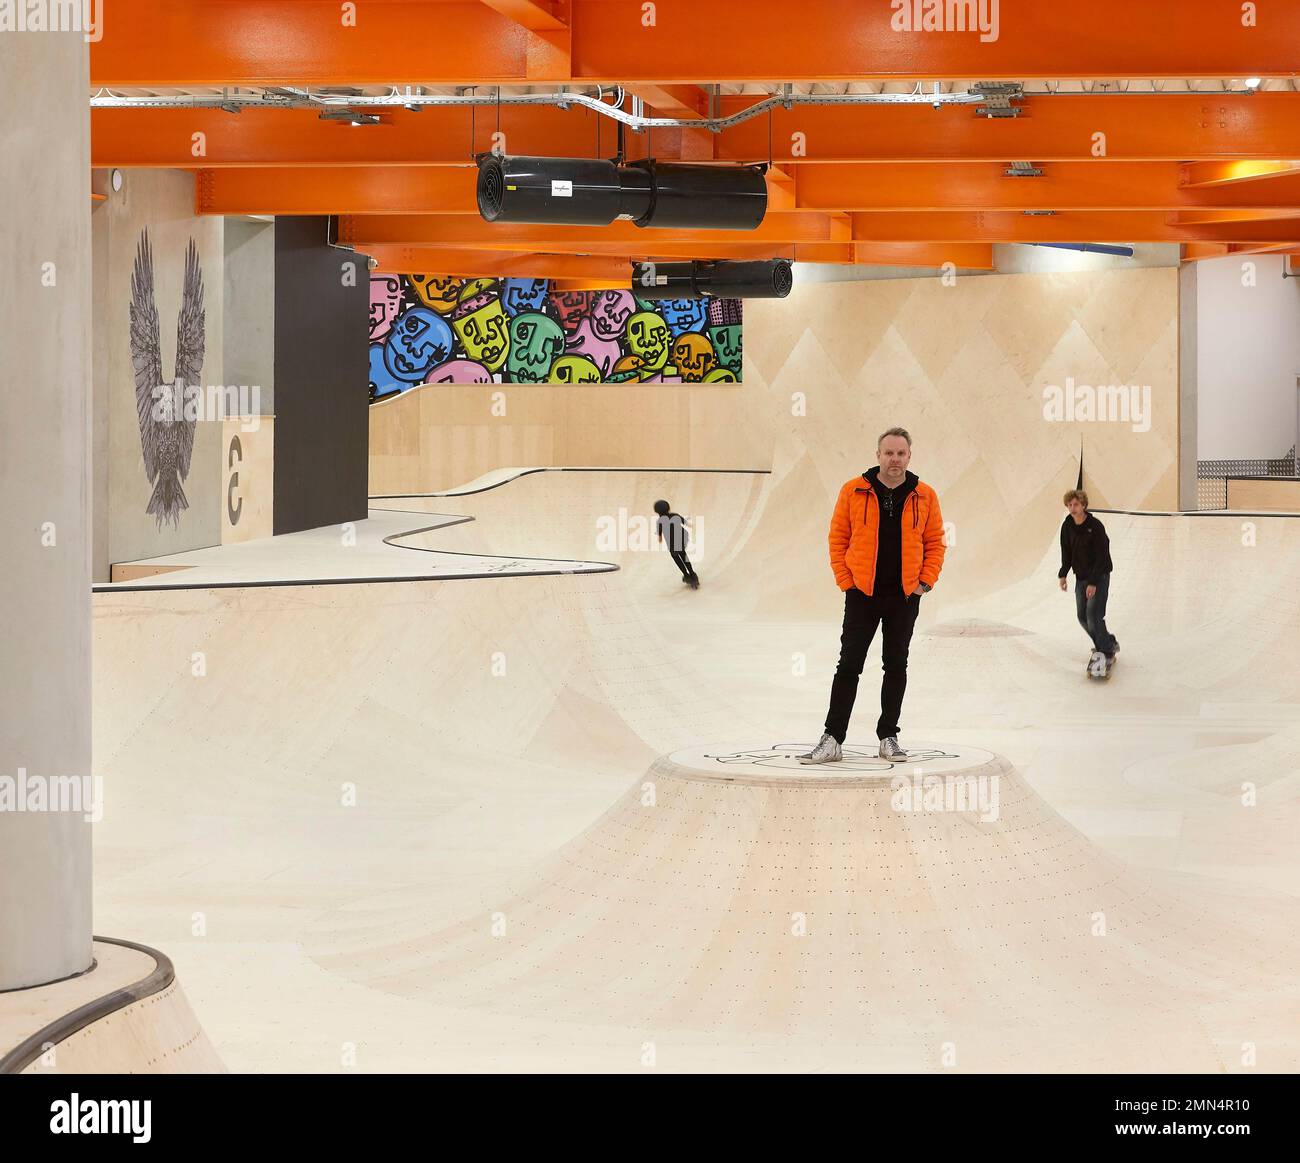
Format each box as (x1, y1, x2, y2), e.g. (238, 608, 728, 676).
(631, 259, 793, 299)
(476, 154, 768, 230)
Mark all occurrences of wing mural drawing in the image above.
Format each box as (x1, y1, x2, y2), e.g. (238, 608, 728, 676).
(129, 229, 205, 528)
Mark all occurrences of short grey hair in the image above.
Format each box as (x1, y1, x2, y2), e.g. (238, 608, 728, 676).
(878, 426, 912, 449)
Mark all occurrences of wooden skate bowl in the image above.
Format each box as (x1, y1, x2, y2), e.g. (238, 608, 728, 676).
(76, 267, 1299, 1070)
(85, 469, 1300, 1070)
(0, 938, 224, 1074)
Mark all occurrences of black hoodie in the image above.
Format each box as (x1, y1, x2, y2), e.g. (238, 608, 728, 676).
(1058, 512, 1114, 586)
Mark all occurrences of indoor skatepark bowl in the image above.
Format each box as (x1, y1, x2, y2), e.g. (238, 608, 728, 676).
(23, 466, 1291, 1074)
(304, 743, 1298, 1072)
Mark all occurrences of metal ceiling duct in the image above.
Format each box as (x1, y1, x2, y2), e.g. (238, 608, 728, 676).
(631, 259, 793, 299)
(476, 154, 768, 230)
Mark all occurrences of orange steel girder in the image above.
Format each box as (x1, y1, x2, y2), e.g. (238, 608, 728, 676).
(91, 1, 1300, 86)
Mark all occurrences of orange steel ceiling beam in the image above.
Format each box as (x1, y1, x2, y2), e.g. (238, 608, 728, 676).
(717, 95, 1300, 164)
(193, 162, 1300, 219)
(1181, 243, 1232, 261)
(361, 246, 631, 279)
(339, 212, 840, 247)
(92, 1, 539, 86)
(1182, 241, 1300, 260)
(195, 166, 479, 215)
(846, 211, 1300, 243)
(624, 85, 710, 119)
(480, 0, 568, 32)
(571, 0, 1300, 83)
(1180, 161, 1300, 187)
(91, 106, 644, 169)
(797, 163, 1300, 213)
(378, 238, 803, 260)
(91, 1, 1300, 86)
(363, 242, 989, 275)
(851, 243, 995, 270)
(1167, 209, 1300, 226)
(1220, 241, 1300, 256)
(92, 96, 1300, 170)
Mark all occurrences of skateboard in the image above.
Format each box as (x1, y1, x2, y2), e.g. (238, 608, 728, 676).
(1086, 650, 1115, 680)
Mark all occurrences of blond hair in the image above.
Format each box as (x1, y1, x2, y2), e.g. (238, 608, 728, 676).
(877, 426, 912, 449)
(1063, 488, 1089, 508)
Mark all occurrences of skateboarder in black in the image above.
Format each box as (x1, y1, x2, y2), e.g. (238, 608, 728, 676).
(654, 499, 698, 588)
(1058, 489, 1119, 674)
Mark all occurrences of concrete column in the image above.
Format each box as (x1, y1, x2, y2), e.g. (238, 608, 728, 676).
(0, 31, 93, 989)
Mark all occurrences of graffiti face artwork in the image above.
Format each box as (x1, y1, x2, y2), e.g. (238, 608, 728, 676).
(707, 324, 742, 374)
(608, 353, 646, 382)
(627, 310, 672, 373)
(368, 275, 404, 342)
(672, 332, 718, 382)
(369, 343, 403, 399)
(548, 289, 588, 334)
(452, 300, 510, 373)
(365, 274, 740, 396)
(548, 354, 603, 383)
(589, 290, 636, 340)
(424, 358, 493, 384)
(658, 297, 709, 336)
(407, 273, 461, 314)
(506, 312, 565, 382)
(501, 277, 550, 317)
(565, 316, 621, 378)
(383, 307, 454, 382)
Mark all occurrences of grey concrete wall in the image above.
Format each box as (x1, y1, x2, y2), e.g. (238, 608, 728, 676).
(0, 30, 94, 990)
(99, 170, 224, 566)
(223, 218, 275, 414)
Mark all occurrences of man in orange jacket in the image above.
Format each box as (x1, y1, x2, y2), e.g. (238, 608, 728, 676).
(800, 427, 947, 764)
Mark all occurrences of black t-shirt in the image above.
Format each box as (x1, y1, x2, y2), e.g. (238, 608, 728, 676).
(867, 468, 915, 596)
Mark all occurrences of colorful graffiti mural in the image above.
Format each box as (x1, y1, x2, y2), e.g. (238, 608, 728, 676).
(368, 275, 742, 400)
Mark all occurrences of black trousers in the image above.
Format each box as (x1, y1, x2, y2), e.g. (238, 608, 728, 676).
(668, 547, 697, 580)
(823, 586, 921, 743)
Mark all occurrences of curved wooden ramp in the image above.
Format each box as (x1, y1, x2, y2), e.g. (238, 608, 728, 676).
(0, 937, 224, 1074)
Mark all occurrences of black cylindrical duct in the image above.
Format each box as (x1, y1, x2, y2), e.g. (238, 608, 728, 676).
(477, 154, 625, 225)
(631, 259, 793, 299)
(477, 155, 768, 230)
(621, 161, 768, 230)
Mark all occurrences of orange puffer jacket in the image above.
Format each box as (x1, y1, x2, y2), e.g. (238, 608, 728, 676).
(828, 474, 947, 595)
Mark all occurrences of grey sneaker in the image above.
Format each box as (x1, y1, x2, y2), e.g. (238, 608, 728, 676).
(878, 736, 908, 762)
(798, 733, 842, 764)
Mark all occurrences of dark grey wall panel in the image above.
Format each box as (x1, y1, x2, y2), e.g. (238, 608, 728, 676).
(273, 216, 368, 535)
